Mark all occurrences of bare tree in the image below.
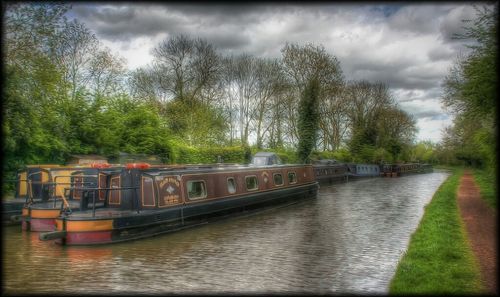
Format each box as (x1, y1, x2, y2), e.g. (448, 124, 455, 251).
(88, 48, 126, 98)
(152, 34, 221, 104)
(221, 54, 260, 146)
(56, 19, 99, 100)
(318, 84, 350, 150)
(252, 58, 286, 149)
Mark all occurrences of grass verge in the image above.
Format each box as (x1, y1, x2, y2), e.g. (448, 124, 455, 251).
(389, 168, 484, 294)
(472, 168, 497, 209)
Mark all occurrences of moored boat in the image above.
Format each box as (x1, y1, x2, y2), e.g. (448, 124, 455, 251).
(40, 162, 319, 245)
(21, 163, 123, 231)
(381, 163, 433, 177)
(346, 163, 381, 178)
(2, 165, 62, 225)
(312, 159, 349, 184)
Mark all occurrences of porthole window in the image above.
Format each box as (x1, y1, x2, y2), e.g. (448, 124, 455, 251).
(227, 177, 236, 194)
(273, 173, 284, 186)
(288, 172, 297, 184)
(245, 176, 259, 191)
(187, 180, 207, 200)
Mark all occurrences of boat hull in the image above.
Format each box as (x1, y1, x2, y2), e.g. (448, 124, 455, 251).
(50, 182, 319, 245)
(22, 207, 62, 231)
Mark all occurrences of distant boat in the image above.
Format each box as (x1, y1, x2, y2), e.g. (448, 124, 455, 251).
(312, 159, 349, 184)
(381, 163, 433, 177)
(346, 163, 381, 178)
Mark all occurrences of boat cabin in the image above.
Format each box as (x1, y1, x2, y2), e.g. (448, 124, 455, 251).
(250, 152, 282, 166)
(92, 164, 314, 212)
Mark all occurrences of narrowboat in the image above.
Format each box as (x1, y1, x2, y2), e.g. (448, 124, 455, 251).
(39, 162, 319, 245)
(21, 163, 123, 232)
(312, 159, 349, 184)
(381, 163, 433, 177)
(2, 165, 62, 225)
(346, 163, 381, 178)
(417, 164, 433, 173)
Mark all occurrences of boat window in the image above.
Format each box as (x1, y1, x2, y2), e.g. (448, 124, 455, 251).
(227, 177, 236, 194)
(245, 176, 259, 191)
(273, 173, 284, 186)
(288, 172, 297, 184)
(252, 157, 268, 166)
(187, 180, 207, 200)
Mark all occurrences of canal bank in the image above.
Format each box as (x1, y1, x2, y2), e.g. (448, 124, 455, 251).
(389, 168, 495, 294)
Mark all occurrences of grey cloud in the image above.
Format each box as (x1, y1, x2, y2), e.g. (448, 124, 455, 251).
(386, 5, 445, 34)
(427, 46, 454, 61)
(369, 5, 403, 18)
(343, 56, 441, 90)
(201, 30, 251, 50)
(399, 99, 447, 120)
(162, 3, 274, 18)
(393, 88, 443, 103)
(71, 4, 273, 40)
(411, 110, 445, 119)
(71, 5, 182, 40)
(439, 5, 478, 42)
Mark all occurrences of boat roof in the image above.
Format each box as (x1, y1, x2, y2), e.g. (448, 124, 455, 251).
(138, 163, 308, 176)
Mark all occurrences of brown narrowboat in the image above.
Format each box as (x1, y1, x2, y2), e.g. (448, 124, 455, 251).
(39, 162, 318, 245)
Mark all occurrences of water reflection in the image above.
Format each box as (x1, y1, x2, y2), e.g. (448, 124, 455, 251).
(3, 171, 450, 294)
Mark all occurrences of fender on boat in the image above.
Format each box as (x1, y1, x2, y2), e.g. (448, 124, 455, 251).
(39, 231, 66, 241)
(10, 214, 23, 222)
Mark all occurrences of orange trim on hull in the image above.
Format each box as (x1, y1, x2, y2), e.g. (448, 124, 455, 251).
(22, 208, 29, 216)
(31, 209, 61, 219)
(56, 219, 113, 232)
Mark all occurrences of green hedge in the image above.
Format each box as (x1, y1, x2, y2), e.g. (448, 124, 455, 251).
(170, 144, 250, 164)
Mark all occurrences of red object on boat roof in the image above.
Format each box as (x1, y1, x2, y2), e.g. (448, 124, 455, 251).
(126, 163, 151, 170)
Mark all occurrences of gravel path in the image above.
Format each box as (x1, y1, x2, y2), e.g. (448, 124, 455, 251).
(457, 171, 497, 294)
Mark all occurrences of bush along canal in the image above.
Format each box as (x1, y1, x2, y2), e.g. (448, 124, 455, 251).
(389, 168, 488, 294)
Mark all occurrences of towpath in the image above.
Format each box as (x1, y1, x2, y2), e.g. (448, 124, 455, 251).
(457, 171, 497, 294)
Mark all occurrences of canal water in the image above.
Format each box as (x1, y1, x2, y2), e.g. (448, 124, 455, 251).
(2, 171, 450, 294)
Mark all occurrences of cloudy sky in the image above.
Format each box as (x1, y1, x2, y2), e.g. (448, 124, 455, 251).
(66, 2, 487, 143)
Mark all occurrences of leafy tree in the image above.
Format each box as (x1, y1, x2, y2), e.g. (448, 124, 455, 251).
(297, 78, 321, 163)
(281, 42, 344, 146)
(165, 99, 228, 147)
(441, 4, 497, 172)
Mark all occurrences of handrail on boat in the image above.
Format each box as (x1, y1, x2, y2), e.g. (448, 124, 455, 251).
(64, 186, 139, 217)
